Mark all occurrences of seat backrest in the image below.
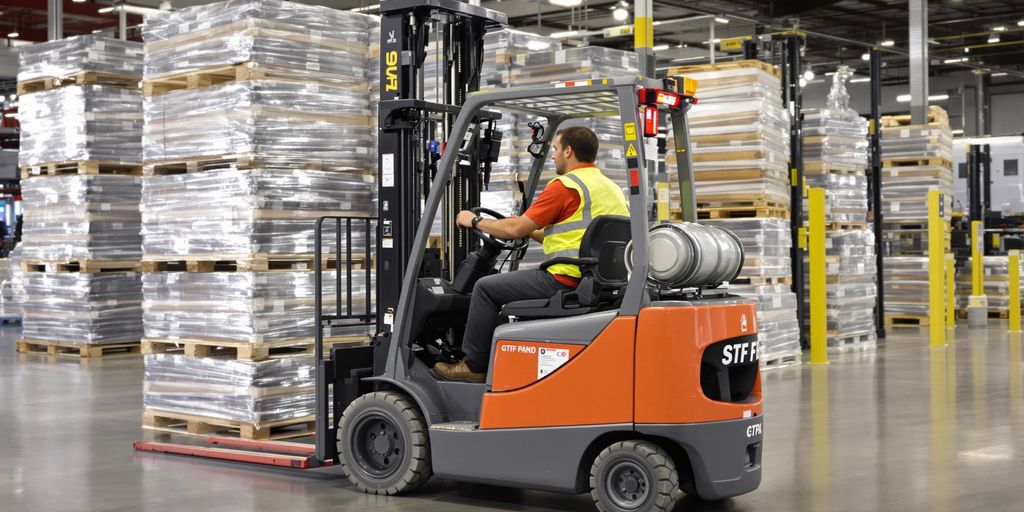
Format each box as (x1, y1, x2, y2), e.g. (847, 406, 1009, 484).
(579, 215, 631, 286)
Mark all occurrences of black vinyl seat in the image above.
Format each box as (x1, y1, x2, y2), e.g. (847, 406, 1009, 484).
(501, 215, 631, 319)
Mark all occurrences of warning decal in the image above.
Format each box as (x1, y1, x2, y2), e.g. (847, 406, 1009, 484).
(625, 143, 638, 157)
(538, 347, 570, 379)
(623, 122, 637, 141)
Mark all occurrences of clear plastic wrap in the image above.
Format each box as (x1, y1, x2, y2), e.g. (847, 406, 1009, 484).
(18, 85, 143, 166)
(143, 353, 316, 424)
(883, 256, 931, 316)
(730, 283, 801, 361)
(17, 35, 143, 82)
(141, 168, 373, 256)
(802, 229, 878, 340)
(703, 218, 793, 278)
(143, 0, 373, 87)
(510, 47, 637, 86)
(22, 272, 143, 344)
(143, 80, 373, 165)
(956, 256, 1024, 312)
(22, 175, 142, 260)
(0, 247, 24, 318)
(803, 72, 869, 172)
(142, 271, 371, 343)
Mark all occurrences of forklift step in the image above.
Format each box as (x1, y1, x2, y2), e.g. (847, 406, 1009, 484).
(430, 421, 479, 432)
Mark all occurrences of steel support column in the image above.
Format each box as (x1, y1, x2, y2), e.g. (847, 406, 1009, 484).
(908, 0, 929, 123)
(869, 48, 886, 339)
(634, 0, 655, 76)
(708, 19, 716, 64)
(975, 71, 990, 136)
(782, 34, 806, 348)
(47, 0, 62, 41)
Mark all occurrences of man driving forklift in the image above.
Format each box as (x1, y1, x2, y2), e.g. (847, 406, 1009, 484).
(435, 126, 630, 382)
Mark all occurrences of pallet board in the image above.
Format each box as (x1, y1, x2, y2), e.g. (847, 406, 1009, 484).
(696, 193, 789, 210)
(22, 259, 142, 273)
(694, 205, 790, 220)
(141, 253, 366, 273)
(826, 221, 869, 231)
(882, 157, 953, 169)
(885, 314, 929, 326)
(957, 309, 1012, 320)
(20, 160, 143, 179)
(142, 62, 364, 96)
(802, 162, 866, 175)
(142, 335, 370, 361)
(761, 351, 802, 370)
(142, 154, 371, 176)
(730, 275, 793, 286)
(16, 339, 141, 358)
(667, 59, 781, 79)
(827, 332, 876, 353)
(142, 409, 315, 441)
(16, 70, 140, 95)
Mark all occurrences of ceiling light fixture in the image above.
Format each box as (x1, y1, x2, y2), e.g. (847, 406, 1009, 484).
(993, 26, 1006, 32)
(943, 57, 968, 64)
(799, 77, 807, 87)
(992, 72, 1008, 77)
(6, 31, 18, 38)
(350, 4, 381, 12)
(988, 34, 1000, 43)
(850, 77, 871, 83)
(896, 94, 912, 102)
(714, 16, 729, 24)
(550, 30, 580, 38)
(652, 44, 670, 51)
(612, 7, 629, 21)
(803, 68, 815, 81)
(550, 0, 583, 7)
(880, 39, 895, 47)
(929, 94, 949, 101)
(1018, 20, 1024, 27)
(861, 53, 870, 61)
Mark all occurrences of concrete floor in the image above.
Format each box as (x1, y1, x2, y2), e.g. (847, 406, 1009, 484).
(2, 323, 1024, 512)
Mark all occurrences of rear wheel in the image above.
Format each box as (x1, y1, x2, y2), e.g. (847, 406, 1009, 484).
(590, 440, 680, 512)
(338, 391, 432, 495)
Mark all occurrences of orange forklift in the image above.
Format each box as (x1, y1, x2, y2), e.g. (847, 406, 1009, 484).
(135, 1, 763, 510)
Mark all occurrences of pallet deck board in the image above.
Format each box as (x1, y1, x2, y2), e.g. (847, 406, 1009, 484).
(141, 253, 366, 273)
(16, 70, 140, 95)
(20, 161, 143, 179)
(667, 59, 781, 79)
(22, 259, 142, 273)
(142, 62, 365, 96)
(882, 157, 953, 169)
(142, 154, 373, 176)
(141, 335, 370, 361)
(16, 339, 141, 358)
(761, 351, 802, 370)
(694, 205, 790, 220)
(142, 409, 315, 441)
(885, 315, 929, 326)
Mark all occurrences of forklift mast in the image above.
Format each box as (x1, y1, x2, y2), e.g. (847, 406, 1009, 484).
(377, 0, 507, 336)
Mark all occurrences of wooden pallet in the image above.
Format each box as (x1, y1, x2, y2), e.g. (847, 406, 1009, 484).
(802, 162, 866, 175)
(0, 317, 21, 325)
(16, 339, 141, 358)
(696, 194, 789, 210)
(761, 351, 802, 370)
(141, 253, 365, 273)
(956, 309, 1011, 320)
(22, 259, 141, 273)
(17, 70, 140, 95)
(882, 157, 953, 169)
(730, 275, 793, 286)
(827, 221, 869, 231)
(695, 205, 790, 220)
(667, 59, 781, 79)
(142, 62, 361, 96)
(20, 160, 143, 179)
(142, 154, 369, 176)
(885, 314, 929, 326)
(827, 333, 876, 353)
(142, 334, 370, 361)
(142, 409, 315, 441)
(880, 106, 949, 128)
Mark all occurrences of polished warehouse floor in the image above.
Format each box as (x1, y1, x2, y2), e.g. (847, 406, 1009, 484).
(2, 323, 1024, 512)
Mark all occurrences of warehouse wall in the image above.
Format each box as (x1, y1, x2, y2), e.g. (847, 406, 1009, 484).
(0, 46, 16, 79)
(802, 70, 1024, 136)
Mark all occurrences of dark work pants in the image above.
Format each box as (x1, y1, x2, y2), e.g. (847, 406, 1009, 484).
(461, 269, 573, 373)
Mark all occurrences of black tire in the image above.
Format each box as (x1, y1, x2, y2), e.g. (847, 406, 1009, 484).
(590, 440, 681, 512)
(338, 391, 432, 495)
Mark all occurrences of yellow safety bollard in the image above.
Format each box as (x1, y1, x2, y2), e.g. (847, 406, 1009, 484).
(1010, 250, 1021, 333)
(809, 187, 828, 364)
(971, 220, 984, 296)
(927, 190, 946, 346)
(946, 253, 956, 328)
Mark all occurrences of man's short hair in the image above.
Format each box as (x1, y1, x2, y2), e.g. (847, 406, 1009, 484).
(556, 126, 599, 163)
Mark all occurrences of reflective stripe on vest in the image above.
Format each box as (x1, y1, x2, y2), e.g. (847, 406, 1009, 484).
(542, 167, 630, 279)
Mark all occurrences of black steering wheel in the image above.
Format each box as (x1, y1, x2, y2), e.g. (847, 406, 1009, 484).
(470, 207, 530, 251)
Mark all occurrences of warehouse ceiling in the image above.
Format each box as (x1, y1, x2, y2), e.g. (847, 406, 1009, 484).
(4, 0, 1022, 82)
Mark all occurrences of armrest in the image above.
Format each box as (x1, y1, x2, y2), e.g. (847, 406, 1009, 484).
(539, 256, 599, 272)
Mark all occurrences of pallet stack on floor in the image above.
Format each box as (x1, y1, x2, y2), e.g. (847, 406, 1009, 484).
(666, 60, 801, 368)
(880, 106, 953, 326)
(15, 35, 146, 358)
(0, 246, 24, 324)
(800, 70, 877, 353)
(956, 256, 1024, 319)
(138, 0, 376, 440)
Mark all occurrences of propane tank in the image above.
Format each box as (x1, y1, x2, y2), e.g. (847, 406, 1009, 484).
(626, 222, 744, 287)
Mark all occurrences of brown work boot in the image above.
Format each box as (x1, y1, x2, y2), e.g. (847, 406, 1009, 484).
(434, 360, 486, 383)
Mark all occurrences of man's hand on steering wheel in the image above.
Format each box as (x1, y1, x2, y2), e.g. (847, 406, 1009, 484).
(457, 207, 530, 251)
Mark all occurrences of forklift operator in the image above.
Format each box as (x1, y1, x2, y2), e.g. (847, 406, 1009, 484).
(435, 126, 630, 382)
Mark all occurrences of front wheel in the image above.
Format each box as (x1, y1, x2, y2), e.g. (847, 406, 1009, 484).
(590, 440, 681, 512)
(338, 391, 432, 495)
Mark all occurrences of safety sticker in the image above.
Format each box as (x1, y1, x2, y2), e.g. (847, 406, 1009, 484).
(625, 143, 638, 158)
(538, 347, 570, 379)
(623, 122, 637, 141)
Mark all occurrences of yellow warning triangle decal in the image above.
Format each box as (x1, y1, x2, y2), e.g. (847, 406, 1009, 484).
(625, 143, 638, 157)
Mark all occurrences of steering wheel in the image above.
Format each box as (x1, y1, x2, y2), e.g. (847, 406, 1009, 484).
(470, 207, 530, 251)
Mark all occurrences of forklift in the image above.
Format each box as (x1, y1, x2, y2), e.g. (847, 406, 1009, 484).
(135, 1, 763, 509)
(314, 0, 762, 510)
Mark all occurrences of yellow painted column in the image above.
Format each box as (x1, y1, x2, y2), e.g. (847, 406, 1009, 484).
(1010, 250, 1021, 333)
(809, 187, 828, 364)
(945, 253, 956, 328)
(656, 182, 670, 222)
(971, 220, 984, 296)
(928, 190, 946, 346)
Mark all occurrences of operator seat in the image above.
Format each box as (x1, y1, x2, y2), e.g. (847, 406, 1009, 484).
(501, 215, 631, 319)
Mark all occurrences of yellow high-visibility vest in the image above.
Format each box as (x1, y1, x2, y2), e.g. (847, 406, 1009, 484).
(543, 166, 630, 279)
